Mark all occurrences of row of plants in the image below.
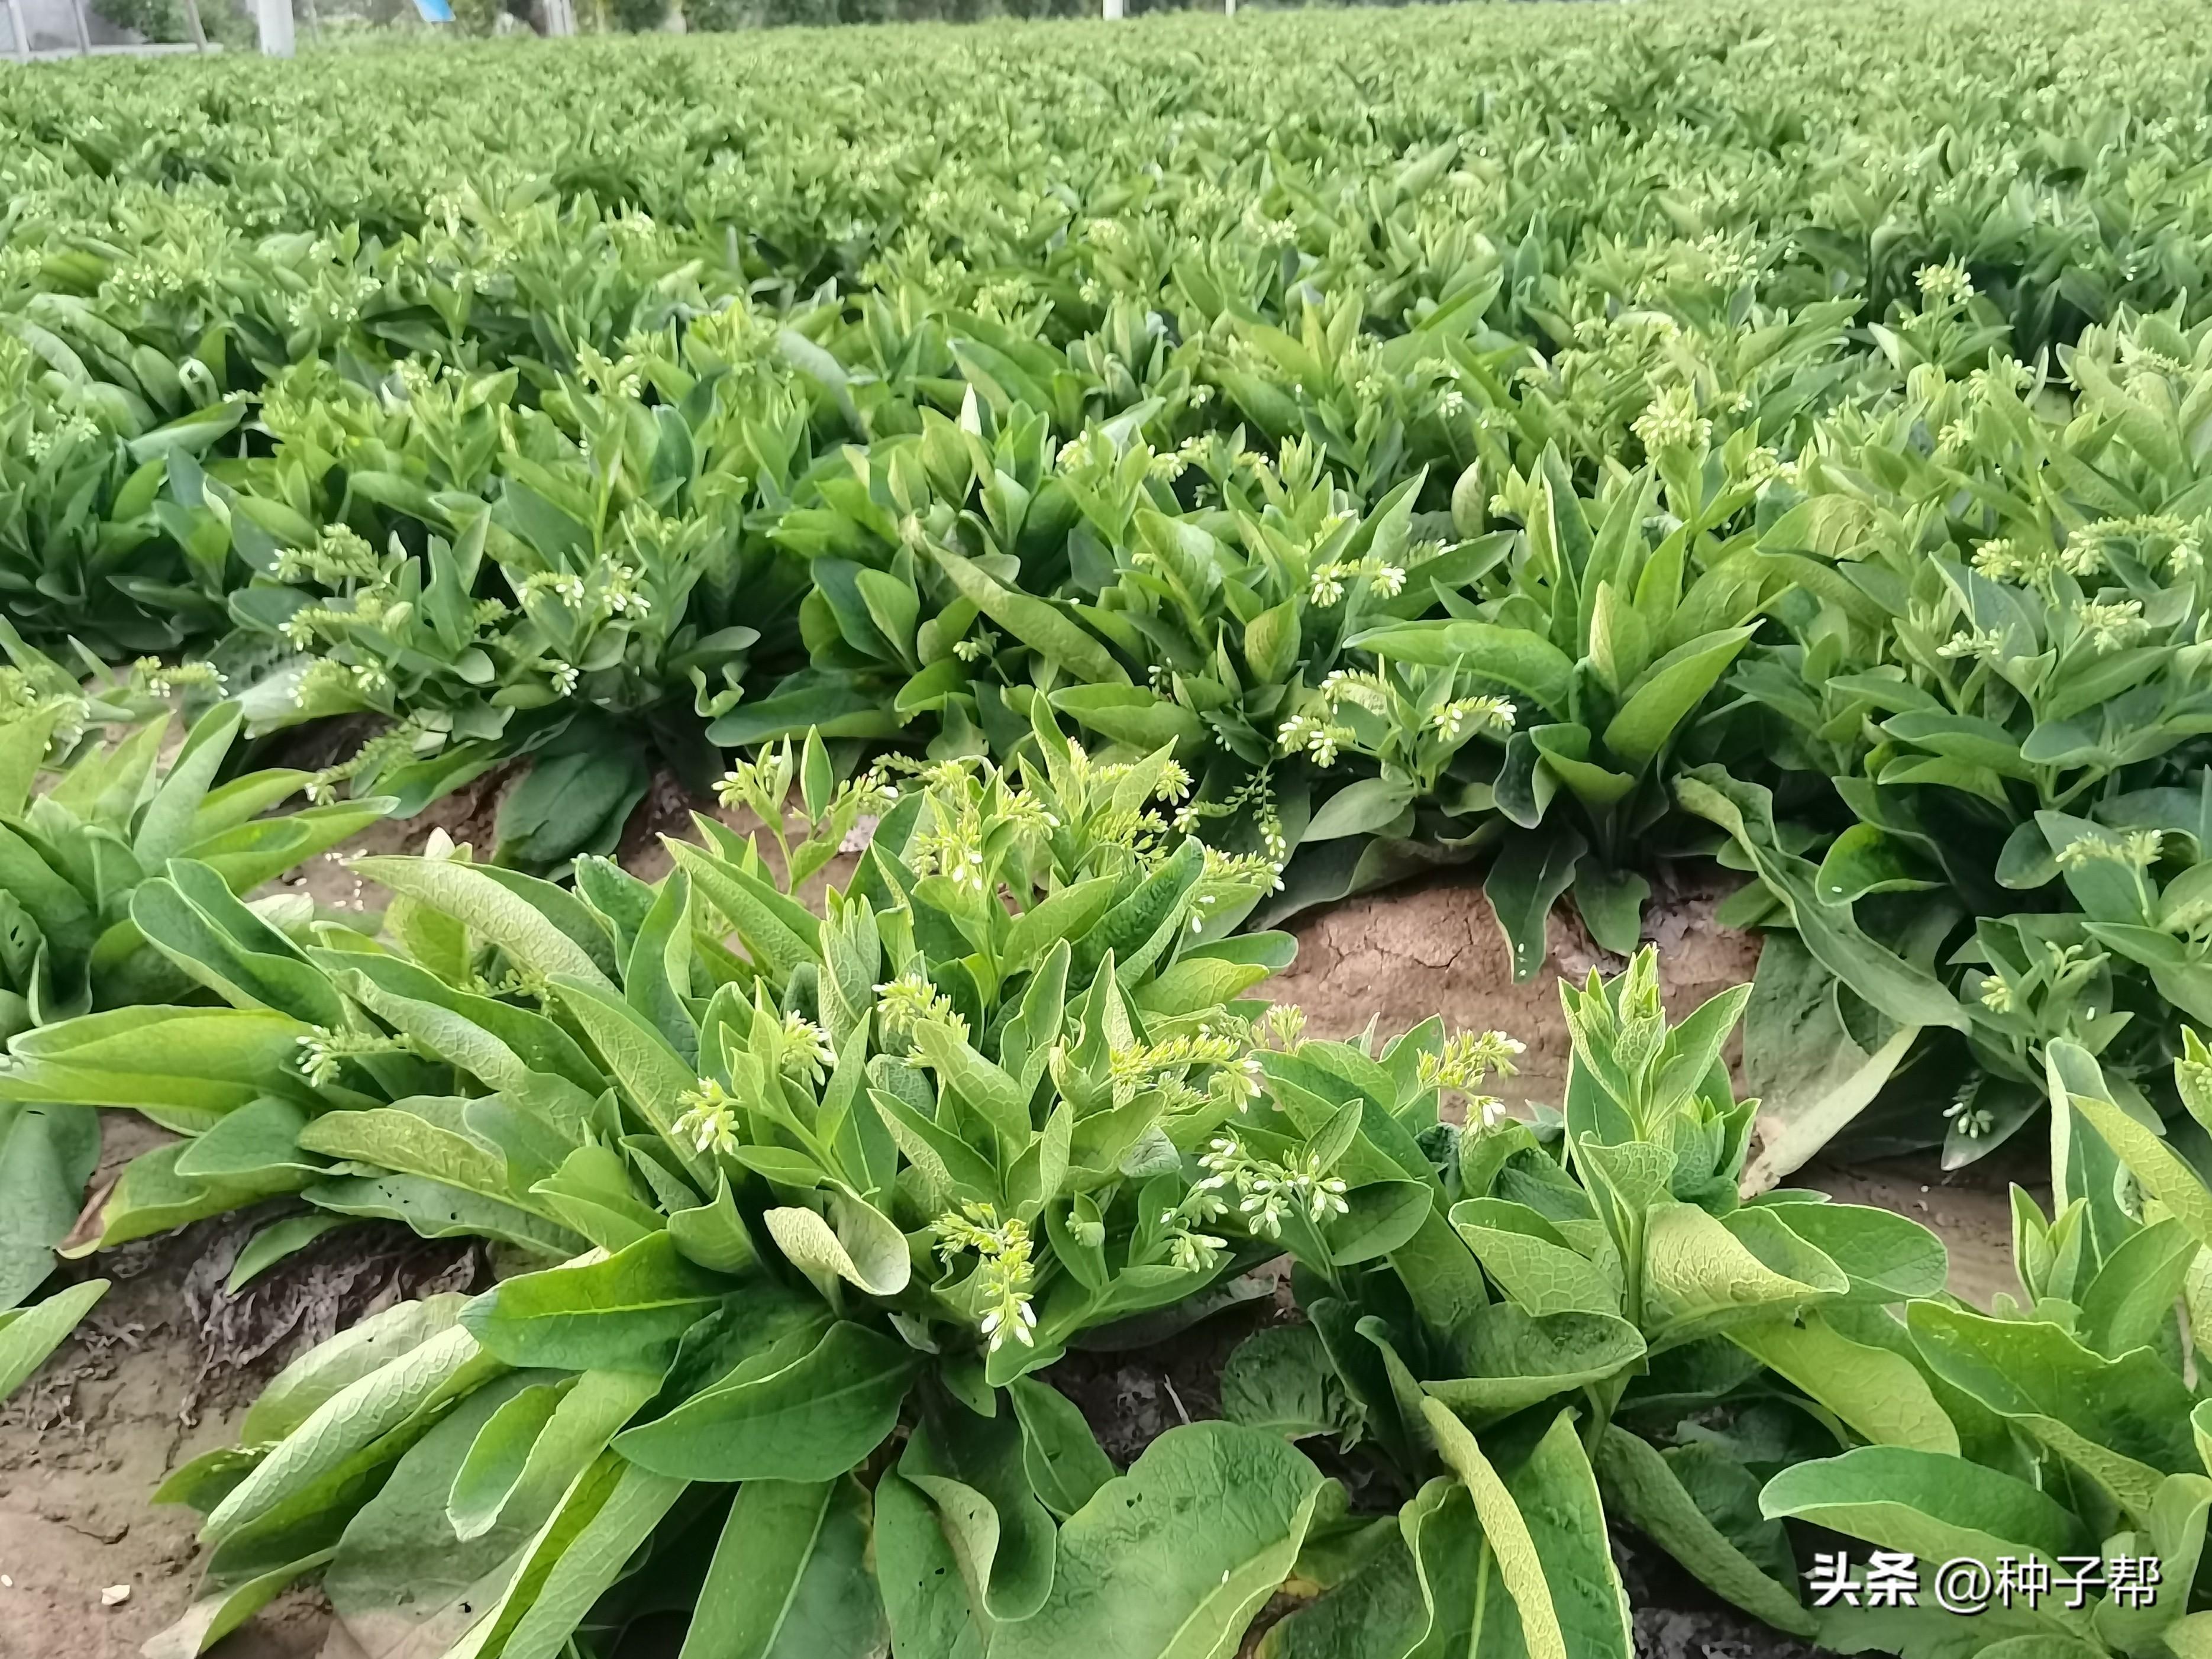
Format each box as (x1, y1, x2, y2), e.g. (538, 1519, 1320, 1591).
(14, 287, 2207, 1164)
(0, 623, 390, 1380)
(11, 7, 2212, 1133)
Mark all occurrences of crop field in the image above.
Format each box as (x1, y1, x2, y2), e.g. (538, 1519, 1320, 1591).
(9, 0, 2212, 1654)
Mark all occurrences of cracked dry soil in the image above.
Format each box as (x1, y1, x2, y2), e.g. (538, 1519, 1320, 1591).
(0, 832, 2019, 1659)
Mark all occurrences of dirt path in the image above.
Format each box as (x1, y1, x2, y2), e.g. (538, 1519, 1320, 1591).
(1268, 860, 1762, 1106)
(0, 1118, 477, 1659)
(0, 1246, 329, 1659)
(0, 806, 2019, 1658)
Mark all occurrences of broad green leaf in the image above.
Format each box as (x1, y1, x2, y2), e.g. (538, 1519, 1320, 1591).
(1907, 1300, 2197, 1519)
(529, 1142, 663, 1253)
(667, 1173, 760, 1276)
(1449, 1198, 1619, 1316)
(764, 1190, 910, 1296)
(1245, 600, 1300, 685)
(449, 1368, 659, 1544)
(461, 1232, 728, 1372)
(1594, 1428, 1816, 1637)
(1758, 1200, 1949, 1302)
(466, 1454, 686, 1659)
(1050, 685, 1205, 750)
(681, 1477, 886, 1659)
(0, 1006, 318, 1116)
(1396, 1478, 1515, 1659)
(133, 703, 242, 867)
(1727, 1313, 1958, 1453)
(1003, 877, 1119, 971)
(1739, 1022, 1921, 1195)
(1675, 767, 1967, 1031)
(318, 951, 602, 1092)
(910, 1018, 1032, 1145)
(1642, 1200, 1845, 1344)
(991, 1422, 1328, 1659)
(1761, 1448, 2094, 1632)
(2077, 1216, 2198, 1357)
(547, 974, 714, 1188)
(176, 1097, 318, 1181)
(237, 1296, 470, 1448)
(1601, 627, 1754, 770)
(1418, 1397, 1567, 1659)
(1422, 1304, 1646, 1424)
(324, 971, 536, 1096)
(1505, 1411, 1632, 1659)
(664, 840, 822, 975)
(1254, 1524, 1427, 1659)
(298, 1103, 514, 1200)
(323, 1370, 562, 1659)
(80, 1140, 305, 1253)
(444, 1380, 565, 1544)
(1305, 778, 1416, 843)
(1008, 1374, 1116, 1518)
(1814, 824, 1939, 904)
(879, 1471, 988, 1659)
(2048, 1039, 2212, 1252)
(1571, 859, 1648, 957)
(350, 857, 612, 990)
(903, 1396, 1057, 1622)
(872, 1085, 1000, 1202)
(1348, 620, 1574, 712)
(612, 1320, 920, 1481)
(227, 1214, 354, 1293)
(1221, 1325, 1358, 1442)
(304, 1173, 583, 1257)
(624, 866, 698, 1063)
(1485, 830, 1584, 983)
(932, 543, 1126, 685)
(145, 1550, 335, 1659)
(205, 1322, 503, 1544)
(0, 1103, 98, 1309)
(0, 1278, 107, 1402)
(1328, 1179, 1433, 1266)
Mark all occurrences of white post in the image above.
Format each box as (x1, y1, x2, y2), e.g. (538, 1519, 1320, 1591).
(182, 0, 208, 48)
(1224, 0, 1235, 12)
(1101, 0, 1122, 17)
(544, 0, 574, 34)
(257, 0, 294, 54)
(68, 0, 91, 52)
(4, 0, 28, 60)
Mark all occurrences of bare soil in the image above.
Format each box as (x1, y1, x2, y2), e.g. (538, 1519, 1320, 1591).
(1266, 860, 1763, 1107)
(1, 789, 2015, 1658)
(0, 1118, 479, 1659)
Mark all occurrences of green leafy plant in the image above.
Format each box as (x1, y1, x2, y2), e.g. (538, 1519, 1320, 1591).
(38, 724, 1419, 1656)
(1338, 435, 1787, 971)
(0, 315, 253, 657)
(0, 638, 390, 1323)
(218, 319, 819, 870)
(1702, 304, 2212, 1163)
(0, 1278, 108, 1406)
(1736, 1027, 2212, 1658)
(1236, 947, 1952, 1656)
